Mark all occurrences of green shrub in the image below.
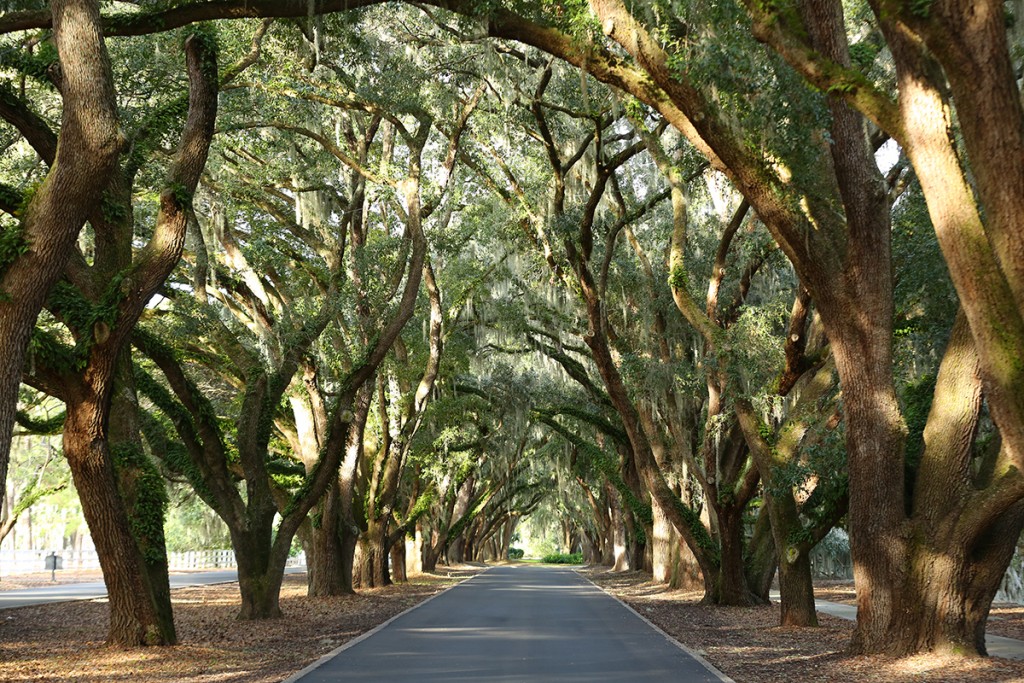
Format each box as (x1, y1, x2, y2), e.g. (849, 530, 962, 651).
(541, 552, 583, 564)
(508, 548, 525, 559)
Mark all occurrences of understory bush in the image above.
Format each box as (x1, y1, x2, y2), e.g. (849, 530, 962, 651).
(541, 552, 583, 564)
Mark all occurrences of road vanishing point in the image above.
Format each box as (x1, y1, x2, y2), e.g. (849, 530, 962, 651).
(288, 565, 730, 682)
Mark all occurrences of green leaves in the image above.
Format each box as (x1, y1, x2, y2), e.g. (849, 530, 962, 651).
(0, 224, 28, 299)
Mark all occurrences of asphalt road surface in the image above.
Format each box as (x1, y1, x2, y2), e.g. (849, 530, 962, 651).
(293, 565, 727, 682)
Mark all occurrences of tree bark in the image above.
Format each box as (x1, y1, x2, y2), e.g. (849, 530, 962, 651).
(307, 479, 350, 596)
(64, 395, 170, 645)
(233, 528, 283, 619)
(714, 507, 764, 605)
(651, 503, 675, 583)
(390, 541, 407, 583)
(108, 362, 176, 643)
(744, 507, 778, 601)
(609, 486, 629, 572)
(0, 0, 121, 512)
(355, 518, 391, 588)
(338, 383, 375, 590)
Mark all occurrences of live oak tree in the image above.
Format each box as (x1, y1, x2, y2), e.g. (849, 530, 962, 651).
(12, 25, 218, 646)
(134, 13, 482, 613)
(2, 0, 1023, 658)
(136, 116, 429, 617)
(0, 0, 122, 527)
(737, 0, 1024, 654)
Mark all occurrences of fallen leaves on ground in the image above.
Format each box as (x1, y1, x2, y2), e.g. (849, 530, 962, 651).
(0, 567, 482, 683)
(584, 569, 1024, 683)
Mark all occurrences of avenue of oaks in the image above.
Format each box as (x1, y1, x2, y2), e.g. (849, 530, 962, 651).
(0, 0, 1021, 660)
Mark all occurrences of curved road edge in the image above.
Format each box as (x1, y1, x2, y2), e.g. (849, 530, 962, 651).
(575, 568, 737, 683)
(280, 566, 494, 683)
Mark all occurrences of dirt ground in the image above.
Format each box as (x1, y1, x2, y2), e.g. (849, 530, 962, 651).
(584, 569, 1024, 683)
(0, 567, 482, 683)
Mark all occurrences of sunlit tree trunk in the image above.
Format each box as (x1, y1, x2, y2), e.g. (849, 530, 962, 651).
(307, 480, 350, 596)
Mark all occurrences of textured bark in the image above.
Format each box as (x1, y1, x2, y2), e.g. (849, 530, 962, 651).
(744, 508, 777, 601)
(108, 366, 176, 643)
(234, 528, 283, 619)
(714, 508, 764, 606)
(338, 384, 375, 591)
(832, 320, 906, 650)
(651, 504, 675, 583)
(0, 0, 121, 513)
(64, 397, 168, 645)
(890, 506, 1024, 656)
(777, 550, 818, 628)
(355, 519, 391, 588)
(422, 535, 441, 572)
(307, 480, 350, 596)
(868, 313, 1024, 655)
(390, 542, 407, 583)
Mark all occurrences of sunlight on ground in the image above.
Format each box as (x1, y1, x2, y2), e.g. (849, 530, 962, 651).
(877, 653, 1021, 680)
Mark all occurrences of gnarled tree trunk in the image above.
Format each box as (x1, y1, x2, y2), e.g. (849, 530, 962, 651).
(64, 395, 173, 645)
(233, 524, 283, 619)
(0, 0, 122, 512)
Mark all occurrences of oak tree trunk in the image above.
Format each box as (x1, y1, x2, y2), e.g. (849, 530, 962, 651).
(777, 548, 818, 628)
(714, 507, 763, 606)
(651, 504, 676, 583)
(307, 480, 351, 596)
(356, 519, 391, 588)
(233, 528, 284, 620)
(64, 397, 172, 645)
(0, 0, 122, 511)
(108, 365, 176, 642)
(390, 541, 407, 583)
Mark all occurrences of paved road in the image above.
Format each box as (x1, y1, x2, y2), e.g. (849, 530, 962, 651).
(291, 565, 728, 683)
(0, 567, 306, 610)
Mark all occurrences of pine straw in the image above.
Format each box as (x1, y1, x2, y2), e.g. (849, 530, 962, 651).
(583, 569, 1024, 683)
(0, 567, 482, 683)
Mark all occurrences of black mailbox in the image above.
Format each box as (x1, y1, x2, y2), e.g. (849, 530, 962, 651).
(44, 553, 62, 570)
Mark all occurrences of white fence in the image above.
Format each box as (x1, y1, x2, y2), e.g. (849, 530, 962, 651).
(0, 548, 306, 576)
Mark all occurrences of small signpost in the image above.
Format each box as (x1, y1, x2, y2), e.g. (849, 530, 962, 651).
(44, 552, 62, 582)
